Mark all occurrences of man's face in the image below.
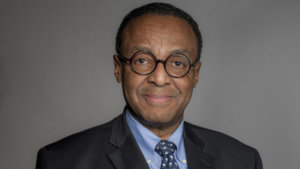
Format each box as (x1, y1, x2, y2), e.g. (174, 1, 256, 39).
(114, 14, 201, 128)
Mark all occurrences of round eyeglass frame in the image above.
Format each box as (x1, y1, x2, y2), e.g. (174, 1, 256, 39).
(118, 50, 199, 78)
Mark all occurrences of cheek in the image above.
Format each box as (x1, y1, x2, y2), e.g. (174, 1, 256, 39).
(175, 78, 195, 102)
(122, 70, 145, 100)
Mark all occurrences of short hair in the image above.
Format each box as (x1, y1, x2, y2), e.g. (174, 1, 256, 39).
(115, 2, 203, 61)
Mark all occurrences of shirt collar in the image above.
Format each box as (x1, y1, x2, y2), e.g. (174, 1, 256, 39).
(125, 109, 186, 162)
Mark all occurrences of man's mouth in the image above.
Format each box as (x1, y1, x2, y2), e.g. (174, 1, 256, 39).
(144, 94, 173, 104)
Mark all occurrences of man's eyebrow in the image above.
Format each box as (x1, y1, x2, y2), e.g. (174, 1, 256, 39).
(129, 46, 152, 54)
(171, 49, 197, 62)
(170, 49, 189, 55)
(128, 47, 191, 57)
(130, 47, 189, 54)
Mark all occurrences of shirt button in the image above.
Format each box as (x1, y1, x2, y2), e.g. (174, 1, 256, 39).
(147, 160, 151, 164)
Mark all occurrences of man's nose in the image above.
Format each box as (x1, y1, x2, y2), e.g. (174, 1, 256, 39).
(147, 62, 171, 86)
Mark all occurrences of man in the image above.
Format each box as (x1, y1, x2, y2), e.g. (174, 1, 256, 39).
(36, 2, 263, 169)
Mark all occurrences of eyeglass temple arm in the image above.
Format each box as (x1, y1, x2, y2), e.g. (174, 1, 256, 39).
(117, 53, 130, 62)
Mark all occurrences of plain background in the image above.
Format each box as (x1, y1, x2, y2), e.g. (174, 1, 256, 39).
(1, 0, 299, 169)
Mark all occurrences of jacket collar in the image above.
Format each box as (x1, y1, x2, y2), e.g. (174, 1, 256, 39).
(183, 122, 215, 169)
(108, 109, 150, 169)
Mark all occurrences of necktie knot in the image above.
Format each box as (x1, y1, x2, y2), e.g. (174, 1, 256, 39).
(155, 140, 177, 156)
(155, 140, 179, 169)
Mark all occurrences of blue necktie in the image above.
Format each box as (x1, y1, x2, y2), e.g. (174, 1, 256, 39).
(155, 140, 180, 169)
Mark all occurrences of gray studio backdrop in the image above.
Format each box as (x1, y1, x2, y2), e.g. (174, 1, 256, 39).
(1, 0, 299, 169)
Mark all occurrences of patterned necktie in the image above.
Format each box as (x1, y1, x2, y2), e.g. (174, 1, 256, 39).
(155, 140, 180, 169)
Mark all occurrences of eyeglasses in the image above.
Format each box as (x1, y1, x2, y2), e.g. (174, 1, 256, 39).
(118, 50, 198, 78)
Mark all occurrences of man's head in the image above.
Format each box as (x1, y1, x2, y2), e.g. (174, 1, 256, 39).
(114, 3, 202, 132)
(116, 2, 203, 61)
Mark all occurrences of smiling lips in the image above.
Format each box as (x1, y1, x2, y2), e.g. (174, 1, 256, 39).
(144, 94, 173, 104)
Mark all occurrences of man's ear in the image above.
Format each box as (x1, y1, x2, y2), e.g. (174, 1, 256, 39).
(113, 54, 122, 83)
(192, 61, 201, 88)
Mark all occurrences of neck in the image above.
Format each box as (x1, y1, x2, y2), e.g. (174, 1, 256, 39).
(145, 120, 182, 140)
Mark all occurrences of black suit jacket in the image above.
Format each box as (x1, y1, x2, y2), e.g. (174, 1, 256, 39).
(36, 112, 263, 169)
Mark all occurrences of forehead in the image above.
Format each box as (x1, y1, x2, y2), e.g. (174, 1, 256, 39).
(121, 14, 198, 58)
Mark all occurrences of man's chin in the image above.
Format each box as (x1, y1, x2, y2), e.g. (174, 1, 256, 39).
(127, 105, 181, 127)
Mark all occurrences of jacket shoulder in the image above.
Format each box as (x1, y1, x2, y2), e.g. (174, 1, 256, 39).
(184, 122, 258, 154)
(44, 116, 118, 150)
(36, 115, 122, 169)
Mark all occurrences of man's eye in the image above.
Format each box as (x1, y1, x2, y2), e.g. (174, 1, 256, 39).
(137, 59, 148, 64)
(173, 61, 184, 67)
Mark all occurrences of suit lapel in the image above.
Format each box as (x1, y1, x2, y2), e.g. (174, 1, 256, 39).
(107, 111, 149, 169)
(183, 122, 215, 169)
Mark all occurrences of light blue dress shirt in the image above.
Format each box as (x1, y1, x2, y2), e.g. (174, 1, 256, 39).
(126, 110, 188, 169)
